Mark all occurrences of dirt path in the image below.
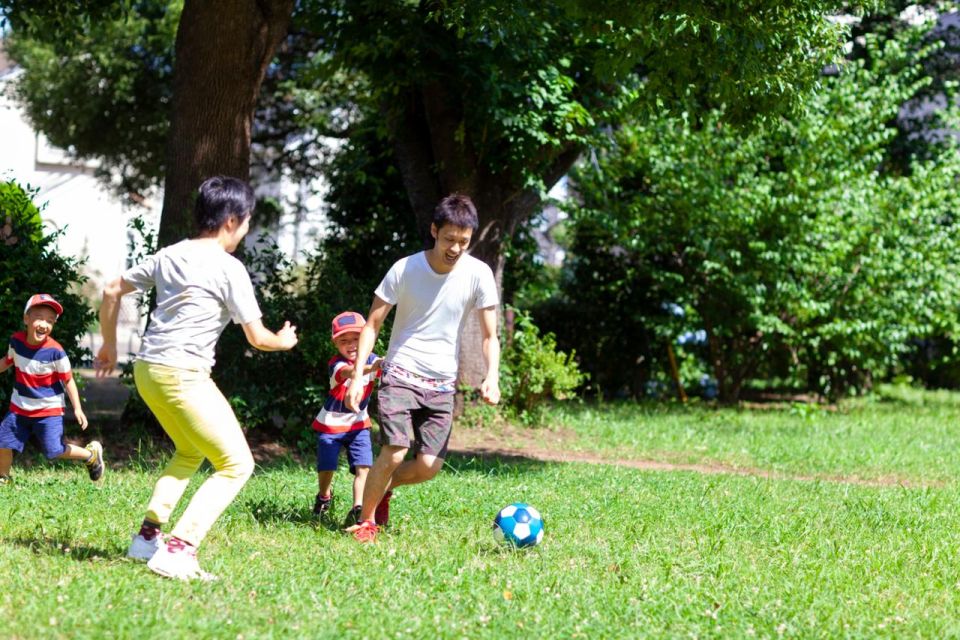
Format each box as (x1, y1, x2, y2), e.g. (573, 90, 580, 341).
(448, 424, 930, 489)
(78, 371, 929, 488)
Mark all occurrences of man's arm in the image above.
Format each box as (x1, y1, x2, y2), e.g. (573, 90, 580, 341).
(0, 359, 10, 374)
(479, 306, 501, 405)
(345, 296, 393, 411)
(95, 277, 138, 377)
(241, 319, 298, 352)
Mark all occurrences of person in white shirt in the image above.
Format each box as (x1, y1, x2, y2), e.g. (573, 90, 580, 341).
(345, 194, 500, 543)
(96, 176, 298, 580)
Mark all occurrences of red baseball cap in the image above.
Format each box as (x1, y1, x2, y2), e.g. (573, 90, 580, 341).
(24, 293, 63, 318)
(331, 311, 365, 339)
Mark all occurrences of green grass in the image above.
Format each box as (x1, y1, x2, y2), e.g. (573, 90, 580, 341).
(536, 385, 960, 483)
(4, 388, 960, 638)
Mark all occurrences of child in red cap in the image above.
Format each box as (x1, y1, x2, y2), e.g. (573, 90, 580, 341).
(310, 311, 382, 527)
(0, 294, 104, 484)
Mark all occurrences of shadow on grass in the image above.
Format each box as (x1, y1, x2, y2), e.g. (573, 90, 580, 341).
(7, 536, 116, 562)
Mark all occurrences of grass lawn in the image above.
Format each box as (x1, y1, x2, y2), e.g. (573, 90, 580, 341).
(3, 388, 960, 638)
(534, 384, 960, 484)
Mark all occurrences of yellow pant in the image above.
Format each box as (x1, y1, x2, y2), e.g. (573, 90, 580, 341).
(134, 360, 254, 546)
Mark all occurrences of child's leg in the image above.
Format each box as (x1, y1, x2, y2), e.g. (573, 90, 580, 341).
(0, 448, 12, 476)
(57, 443, 93, 461)
(346, 429, 374, 507)
(352, 466, 369, 507)
(0, 413, 31, 476)
(315, 432, 342, 496)
(317, 470, 334, 497)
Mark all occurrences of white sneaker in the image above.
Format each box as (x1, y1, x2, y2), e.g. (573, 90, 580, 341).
(126, 534, 162, 561)
(147, 544, 217, 582)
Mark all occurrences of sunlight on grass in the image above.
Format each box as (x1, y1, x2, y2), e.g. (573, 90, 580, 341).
(5, 391, 960, 637)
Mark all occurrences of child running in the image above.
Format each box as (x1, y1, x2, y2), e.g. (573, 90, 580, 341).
(0, 294, 104, 484)
(310, 311, 382, 528)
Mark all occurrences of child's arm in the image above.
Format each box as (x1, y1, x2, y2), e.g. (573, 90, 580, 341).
(63, 377, 88, 430)
(0, 359, 11, 374)
(338, 357, 383, 382)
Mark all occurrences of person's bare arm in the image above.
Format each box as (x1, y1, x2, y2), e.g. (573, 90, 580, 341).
(63, 377, 88, 430)
(241, 319, 299, 351)
(345, 297, 393, 411)
(479, 306, 501, 405)
(95, 277, 138, 377)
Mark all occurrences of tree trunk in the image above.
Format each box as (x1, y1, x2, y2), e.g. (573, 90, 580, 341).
(387, 84, 582, 391)
(158, 0, 294, 248)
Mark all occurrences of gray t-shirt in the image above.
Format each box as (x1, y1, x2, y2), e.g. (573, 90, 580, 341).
(375, 251, 498, 381)
(122, 239, 263, 371)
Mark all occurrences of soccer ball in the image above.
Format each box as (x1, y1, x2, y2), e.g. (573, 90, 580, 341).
(493, 503, 544, 548)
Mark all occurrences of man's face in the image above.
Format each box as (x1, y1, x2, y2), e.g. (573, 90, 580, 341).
(334, 332, 360, 361)
(430, 223, 474, 270)
(24, 306, 58, 344)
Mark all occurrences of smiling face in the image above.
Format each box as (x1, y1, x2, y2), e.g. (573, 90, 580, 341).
(333, 332, 360, 361)
(428, 223, 474, 273)
(23, 305, 58, 345)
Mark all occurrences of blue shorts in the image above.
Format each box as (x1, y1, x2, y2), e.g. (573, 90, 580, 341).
(0, 412, 67, 459)
(316, 429, 373, 474)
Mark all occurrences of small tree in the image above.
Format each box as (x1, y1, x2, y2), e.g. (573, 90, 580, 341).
(0, 181, 94, 405)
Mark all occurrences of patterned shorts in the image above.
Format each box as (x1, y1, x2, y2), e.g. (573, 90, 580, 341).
(377, 368, 455, 458)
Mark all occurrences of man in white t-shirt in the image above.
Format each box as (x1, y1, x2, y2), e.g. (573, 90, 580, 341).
(344, 194, 500, 543)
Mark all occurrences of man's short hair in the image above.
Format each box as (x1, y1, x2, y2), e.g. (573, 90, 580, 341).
(195, 176, 255, 233)
(433, 194, 479, 231)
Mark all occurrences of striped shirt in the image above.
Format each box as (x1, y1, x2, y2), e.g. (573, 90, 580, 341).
(5, 332, 72, 417)
(312, 354, 380, 434)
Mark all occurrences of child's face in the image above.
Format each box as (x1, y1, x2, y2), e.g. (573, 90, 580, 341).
(333, 332, 360, 361)
(23, 306, 58, 345)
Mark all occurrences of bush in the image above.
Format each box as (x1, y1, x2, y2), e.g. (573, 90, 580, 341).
(499, 307, 586, 425)
(0, 180, 94, 405)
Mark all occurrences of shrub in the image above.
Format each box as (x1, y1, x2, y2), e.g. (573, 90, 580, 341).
(499, 307, 586, 425)
(0, 180, 94, 406)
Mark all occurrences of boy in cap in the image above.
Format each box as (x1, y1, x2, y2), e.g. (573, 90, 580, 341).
(310, 311, 382, 528)
(0, 294, 104, 484)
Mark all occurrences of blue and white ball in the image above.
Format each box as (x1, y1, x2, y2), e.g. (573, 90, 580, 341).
(493, 503, 544, 548)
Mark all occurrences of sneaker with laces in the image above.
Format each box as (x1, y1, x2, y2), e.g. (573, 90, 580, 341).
(84, 441, 105, 481)
(147, 544, 217, 581)
(126, 533, 163, 562)
(313, 492, 333, 516)
(343, 505, 362, 529)
(375, 490, 393, 526)
(351, 520, 379, 543)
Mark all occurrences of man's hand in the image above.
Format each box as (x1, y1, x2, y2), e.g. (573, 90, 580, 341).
(480, 378, 500, 405)
(75, 408, 89, 430)
(345, 377, 364, 412)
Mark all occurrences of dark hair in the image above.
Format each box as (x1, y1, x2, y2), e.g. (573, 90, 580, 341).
(194, 176, 255, 233)
(432, 194, 479, 231)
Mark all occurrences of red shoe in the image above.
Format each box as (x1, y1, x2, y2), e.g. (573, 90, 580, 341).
(375, 490, 393, 527)
(352, 520, 379, 543)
